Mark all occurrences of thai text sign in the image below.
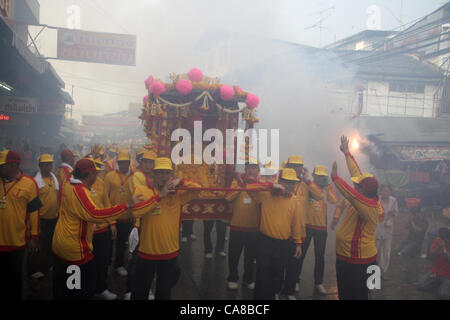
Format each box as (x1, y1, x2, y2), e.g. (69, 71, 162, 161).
(57, 29, 136, 66)
(0, 95, 37, 114)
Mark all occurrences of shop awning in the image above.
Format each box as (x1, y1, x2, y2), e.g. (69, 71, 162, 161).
(390, 145, 450, 161)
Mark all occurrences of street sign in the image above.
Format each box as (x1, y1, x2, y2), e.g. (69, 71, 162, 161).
(0, 95, 37, 114)
(57, 28, 136, 66)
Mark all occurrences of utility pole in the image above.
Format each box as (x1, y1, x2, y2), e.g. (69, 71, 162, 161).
(71, 85, 74, 119)
(305, 6, 334, 47)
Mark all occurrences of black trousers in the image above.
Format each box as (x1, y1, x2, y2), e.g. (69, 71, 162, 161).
(203, 220, 227, 253)
(227, 229, 257, 283)
(131, 256, 180, 300)
(254, 233, 296, 300)
(126, 249, 138, 293)
(53, 257, 95, 300)
(335, 259, 372, 300)
(28, 218, 58, 275)
(92, 229, 112, 294)
(297, 227, 328, 285)
(181, 220, 194, 237)
(114, 221, 133, 268)
(0, 249, 25, 300)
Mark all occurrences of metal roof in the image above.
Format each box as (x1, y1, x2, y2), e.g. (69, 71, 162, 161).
(358, 116, 450, 145)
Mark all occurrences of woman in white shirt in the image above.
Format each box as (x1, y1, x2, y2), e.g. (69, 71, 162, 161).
(376, 185, 399, 276)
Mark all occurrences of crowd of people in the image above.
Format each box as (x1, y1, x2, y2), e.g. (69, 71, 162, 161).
(0, 136, 449, 300)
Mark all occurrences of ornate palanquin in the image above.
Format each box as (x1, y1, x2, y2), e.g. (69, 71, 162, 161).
(140, 69, 260, 220)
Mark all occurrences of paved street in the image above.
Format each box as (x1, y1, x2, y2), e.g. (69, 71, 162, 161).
(23, 206, 445, 300)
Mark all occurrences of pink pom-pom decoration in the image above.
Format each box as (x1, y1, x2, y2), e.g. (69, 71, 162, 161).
(220, 85, 235, 101)
(188, 68, 203, 82)
(176, 79, 193, 95)
(143, 95, 149, 105)
(235, 86, 243, 92)
(150, 81, 166, 97)
(246, 94, 259, 109)
(145, 76, 154, 89)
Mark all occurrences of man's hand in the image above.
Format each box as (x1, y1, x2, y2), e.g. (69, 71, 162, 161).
(294, 244, 302, 259)
(167, 178, 182, 192)
(128, 194, 144, 209)
(272, 183, 286, 193)
(331, 161, 338, 178)
(27, 238, 39, 254)
(340, 136, 349, 154)
(110, 224, 117, 240)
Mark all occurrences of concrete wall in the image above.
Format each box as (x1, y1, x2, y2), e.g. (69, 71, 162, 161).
(330, 80, 439, 118)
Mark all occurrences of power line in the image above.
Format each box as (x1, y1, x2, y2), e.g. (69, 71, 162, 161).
(58, 69, 142, 85)
(330, 15, 446, 62)
(77, 0, 132, 34)
(68, 84, 142, 99)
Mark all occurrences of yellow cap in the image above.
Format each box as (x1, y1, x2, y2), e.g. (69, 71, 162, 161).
(94, 157, 104, 168)
(350, 172, 375, 184)
(313, 165, 328, 177)
(287, 155, 304, 165)
(279, 168, 300, 182)
(0, 150, 7, 165)
(137, 148, 145, 156)
(39, 154, 54, 163)
(109, 147, 118, 153)
(117, 150, 131, 161)
(142, 150, 157, 160)
(154, 157, 173, 171)
(246, 156, 259, 165)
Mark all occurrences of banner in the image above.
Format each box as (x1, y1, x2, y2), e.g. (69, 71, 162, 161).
(57, 29, 136, 66)
(0, 95, 37, 114)
(391, 146, 450, 161)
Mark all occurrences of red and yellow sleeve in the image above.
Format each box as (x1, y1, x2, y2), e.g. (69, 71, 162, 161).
(73, 184, 127, 223)
(345, 152, 362, 178)
(132, 194, 161, 218)
(332, 175, 380, 224)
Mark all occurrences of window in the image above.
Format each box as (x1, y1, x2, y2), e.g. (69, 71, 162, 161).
(389, 82, 425, 93)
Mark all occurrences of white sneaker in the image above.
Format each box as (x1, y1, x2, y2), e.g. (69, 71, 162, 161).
(95, 289, 117, 300)
(116, 266, 128, 276)
(218, 251, 227, 257)
(31, 272, 45, 279)
(315, 284, 327, 295)
(246, 282, 255, 290)
(148, 289, 155, 300)
(420, 253, 427, 259)
(228, 281, 238, 289)
(181, 237, 188, 243)
(190, 234, 197, 240)
(275, 293, 280, 300)
(124, 292, 131, 300)
(205, 253, 213, 259)
(286, 295, 296, 300)
(295, 283, 300, 292)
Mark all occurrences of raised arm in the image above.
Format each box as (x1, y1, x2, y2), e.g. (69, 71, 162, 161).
(340, 136, 362, 178)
